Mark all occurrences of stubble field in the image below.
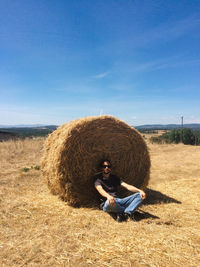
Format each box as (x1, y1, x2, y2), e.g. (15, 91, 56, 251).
(0, 137, 200, 266)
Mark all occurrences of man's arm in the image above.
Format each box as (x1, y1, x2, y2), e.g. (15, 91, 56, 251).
(95, 185, 115, 206)
(121, 182, 146, 200)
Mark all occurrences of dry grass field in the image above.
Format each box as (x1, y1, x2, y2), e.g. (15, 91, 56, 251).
(0, 137, 200, 266)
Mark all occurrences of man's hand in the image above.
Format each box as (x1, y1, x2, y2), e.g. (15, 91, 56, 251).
(107, 195, 115, 206)
(121, 182, 146, 200)
(139, 190, 146, 200)
(95, 185, 116, 206)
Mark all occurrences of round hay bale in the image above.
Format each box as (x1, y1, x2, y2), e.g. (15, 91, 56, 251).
(41, 115, 150, 206)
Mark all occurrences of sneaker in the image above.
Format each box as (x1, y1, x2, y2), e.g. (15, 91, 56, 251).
(124, 212, 136, 221)
(116, 213, 126, 222)
(124, 213, 130, 221)
(130, 213, 136, 221)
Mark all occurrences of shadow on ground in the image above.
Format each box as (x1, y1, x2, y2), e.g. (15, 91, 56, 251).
(96, 188, 182, 222)
(143, 188, 182, 205)
(108, 210, 159, 222)
(134, 210, 159, 221)
(68, 188, 181, 223)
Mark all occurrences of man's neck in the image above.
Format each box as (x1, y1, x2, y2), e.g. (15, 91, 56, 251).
(103, 172, 110, 179)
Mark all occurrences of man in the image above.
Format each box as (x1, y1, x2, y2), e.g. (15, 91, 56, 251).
(94, 159, 146, 222)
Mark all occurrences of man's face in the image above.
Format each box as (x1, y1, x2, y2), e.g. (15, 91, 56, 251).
(102, 161, 111, 175)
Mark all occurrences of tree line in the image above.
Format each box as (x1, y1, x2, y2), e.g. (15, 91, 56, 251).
(150, 128, 200, 145)
(0, 126, 57, 139)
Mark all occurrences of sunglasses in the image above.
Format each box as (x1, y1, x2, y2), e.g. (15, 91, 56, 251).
(103, 165, 111, 168)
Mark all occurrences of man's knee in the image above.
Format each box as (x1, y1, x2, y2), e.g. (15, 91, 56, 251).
(135, 192, 141, 198)
(131, 192, 143, 202)
(129, 192, 141, 198)
(103, 200, 120, 213)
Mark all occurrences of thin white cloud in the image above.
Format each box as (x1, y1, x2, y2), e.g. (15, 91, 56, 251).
(141, 15, 200, 45)
(92, 71, 110, 79)
(115, 57, 200, 74)
(104, 13, 200, 52)
(134, 14, 200, 47)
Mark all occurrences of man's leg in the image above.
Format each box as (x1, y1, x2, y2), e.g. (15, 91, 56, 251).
(103, 199, 126, 222)
(116, 192, 143, 215)
(103, 199, 125, 213)
(103, 193, 142, 214)
(102, 193, 143, 221)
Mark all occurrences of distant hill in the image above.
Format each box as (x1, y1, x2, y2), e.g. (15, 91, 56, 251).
(0, 124, 58, 128)
(1, 123, 200, 129)
(1, 123, 200, 141)
(0, 125, 58, 140)
(135, 124, 200, 130)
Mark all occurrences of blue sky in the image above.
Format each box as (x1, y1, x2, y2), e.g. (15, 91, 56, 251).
(0, 0, 200, 126)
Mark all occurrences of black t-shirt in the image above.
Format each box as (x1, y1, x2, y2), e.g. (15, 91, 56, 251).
(94, 174, 122, 208)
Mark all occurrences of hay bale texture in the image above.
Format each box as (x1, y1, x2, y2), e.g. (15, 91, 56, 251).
(41, 115, 150, 206)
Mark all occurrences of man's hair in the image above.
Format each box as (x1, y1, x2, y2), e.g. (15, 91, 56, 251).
(99, 159, 111, 168)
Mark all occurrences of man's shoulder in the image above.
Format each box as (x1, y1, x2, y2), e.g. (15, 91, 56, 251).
(93, 173, 103, 180)
(93, 174, 103, 184)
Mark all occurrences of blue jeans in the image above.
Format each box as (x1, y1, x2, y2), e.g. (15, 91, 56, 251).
(103, 192, 142, 215)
